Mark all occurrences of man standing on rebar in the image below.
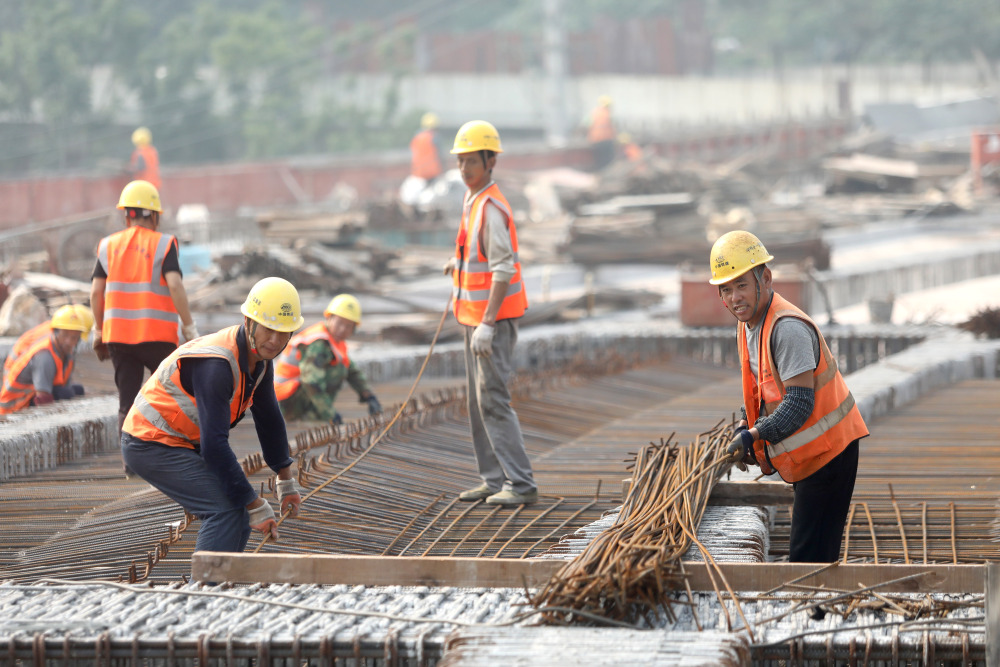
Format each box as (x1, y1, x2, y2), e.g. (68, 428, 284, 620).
(445, 120, 537, 507)
(712, 230, 868, 562)
(90, 180, 199, 438)
(121, 277, 304, 552)
(128, 127, 161, 190)
(587, 95, 616, 171)
(274, 293, 382, 425)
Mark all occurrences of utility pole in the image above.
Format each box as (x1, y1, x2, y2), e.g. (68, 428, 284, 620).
(543, 0, 569, 147)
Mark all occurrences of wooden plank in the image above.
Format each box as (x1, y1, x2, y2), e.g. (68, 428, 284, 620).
(707, 479, 794, 506)
(988, 562, 1000, 667)
(192, 552, 984, 593)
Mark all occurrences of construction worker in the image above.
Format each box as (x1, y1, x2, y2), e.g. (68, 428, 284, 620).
(90, 180, 199, 435)
(712, 230, 868, 562)
(4, 305, 94, 378)
(121, 277, 305, 553)
(619, 132, 643, 163)
(0, 306, 90, 414)
(445, 120, 536, 507)
(410, 112, 444, 184)
(128, 127, 161, 190)
(274, 293, 382, 424)
(587, 95, 616, 171)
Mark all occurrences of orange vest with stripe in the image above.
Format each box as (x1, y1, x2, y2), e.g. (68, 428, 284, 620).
(739, 293, 869, 483)
(98, 226, 180, 345)
(452, 183, 528, 327)
(4, 321, 52, 375)
(588, 106, 615, 143)
(123, 326, 263, 449)
(0, 336, 73, 414)
(130, 144, 161, 189)
(410, 129, 443, 180)
(273, 322, 350, 402)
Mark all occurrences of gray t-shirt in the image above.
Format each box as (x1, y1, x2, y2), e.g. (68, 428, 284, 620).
(746, 317, 820, 383)
(11, 347, 73, 394)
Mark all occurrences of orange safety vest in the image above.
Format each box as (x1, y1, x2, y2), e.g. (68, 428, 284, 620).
(4, 321, 52, 375)
(273, 322, 350, 402)
(123, 326, 263, 449)
(624, 143, 643, 162)
(0, 336, 74, 414)
(130, 144, 161, 189)
(452, 183, 528, 327)
(739, 293, 869, 483)
(98, 226, 180, 345)
(588, 106, 615, 143)
(410, 129, 443, 180)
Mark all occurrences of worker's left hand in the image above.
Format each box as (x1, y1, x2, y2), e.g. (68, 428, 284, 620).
(726, 429, 756, 473)
(364, 394, 382, 416)
(471, 322, 495, 357)
(248, 500, 279, 540)
(276, 478, 302, 518)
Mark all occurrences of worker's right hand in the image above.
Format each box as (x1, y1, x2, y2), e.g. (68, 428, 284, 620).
(276, 478, 302, 518)
(181, 321, 200, 341)
(248, 500, 278, 540)
(442, 256, 457, 275)
(726, 428, 755, 473)
(93, 333, 110, 362)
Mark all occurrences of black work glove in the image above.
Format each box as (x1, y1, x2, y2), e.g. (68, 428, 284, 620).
(364, 394, 382, 416)
(726, 428, 756, 473)
(330, 412, 343, 426)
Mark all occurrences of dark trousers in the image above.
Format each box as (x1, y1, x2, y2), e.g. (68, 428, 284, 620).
(109, 341, 176, 432)
(789, 439, 860, 562)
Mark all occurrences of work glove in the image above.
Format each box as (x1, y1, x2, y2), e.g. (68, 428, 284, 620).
(442, 256, 457, 275)
(363, 393, 382, 416)
(726, 428, 756, 473)
(248, 500, 278, 540)
(276, 478, 302, 518)
(92, 332, 110, 362)
(470, 322, 495, 357)
(181, 321, 200, 342)
(330, 412, 344, 427)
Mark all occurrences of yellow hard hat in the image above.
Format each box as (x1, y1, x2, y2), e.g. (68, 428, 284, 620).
(240, 277, 305, 333)
(132, 127, 152, 146)
(708, 230, 774, 285)
(324, 294, 361, 325)
(117, 180, 162, 212)
(598, 95, 613, 107)
(50, 305, 89, 333)
(618, 132, 632, 143)
(451, 120, 503, 154)
(421, 112, 439, 129)
(72, 305, 95, 332)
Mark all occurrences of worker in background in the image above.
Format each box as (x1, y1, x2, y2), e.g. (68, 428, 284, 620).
(121, 277, 304, 552)
(4, 305, 94, 378)
(274, 293, 382, 424)
(444, 120, 536, 507)
(0, 306, 90, 414)
(410, 112, 444, 184)
(619, 132, 643, 163)
(713, 230, 868, 562)
(587, 95, 616, 171)
(90, 179, 199, 437)
(128, 127, 161, 190)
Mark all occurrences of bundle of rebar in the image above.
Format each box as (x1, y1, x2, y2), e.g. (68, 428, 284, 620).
(531, 424, 740, 627)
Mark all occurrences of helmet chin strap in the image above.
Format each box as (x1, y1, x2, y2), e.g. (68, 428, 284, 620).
(747, 266, 772, 325)
(246, 318, 259, 354)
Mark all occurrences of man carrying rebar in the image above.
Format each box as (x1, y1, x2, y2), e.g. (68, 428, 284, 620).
(445, 120, 537, 507)
(712, 230, 868, 562)
(121, 277, 304, 552)
(273, 293, 382, 425)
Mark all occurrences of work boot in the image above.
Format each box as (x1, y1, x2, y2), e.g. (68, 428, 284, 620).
(458, 483, 493, 502)
(485, 489, 538, 506)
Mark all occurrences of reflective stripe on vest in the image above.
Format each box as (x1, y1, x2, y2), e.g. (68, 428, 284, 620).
(273, 322, 350, 402)
(451, 183, 528, 327)
(4, 322, 52, 374)
(0, 336, 72, 414)
(98, 227, 179, 345)
(410, 130, 442, 180)
(738, 292, 869, 483)
(130, 144, 161, 189)
(122, 326, 262, 449)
